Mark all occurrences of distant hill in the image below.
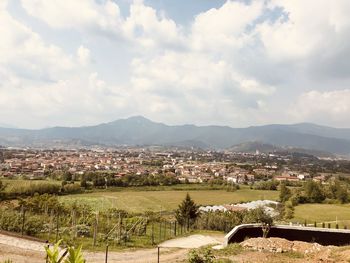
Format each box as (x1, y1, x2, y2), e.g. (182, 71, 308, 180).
(0, 116, 350, 156)
(229, 141, 335, 158)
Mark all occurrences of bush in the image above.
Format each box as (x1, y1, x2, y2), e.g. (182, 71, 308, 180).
(253, 180, 279, 190)
(0, 209, 44, 235)
(196, 208, 273, 232)
(188, 248, 214, 263)
(62, 183, 82, 194)
(8, 182, 60, 196)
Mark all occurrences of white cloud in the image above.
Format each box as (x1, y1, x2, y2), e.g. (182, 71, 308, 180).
(122, 1, 184, 49)
(0, 2, 74, 82)
(191, 0, 263, 51)
(77, 45, 91, 66)
(2, 0, 350, 128)
(20, 0, 122, 34)
(290, 89, 350, 126)
(258, 0, 350, 63)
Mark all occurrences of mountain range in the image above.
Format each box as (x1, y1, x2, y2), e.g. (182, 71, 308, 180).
(1, 116, 350, 156)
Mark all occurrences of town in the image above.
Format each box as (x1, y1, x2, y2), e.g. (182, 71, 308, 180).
(0, 146, 342, 185)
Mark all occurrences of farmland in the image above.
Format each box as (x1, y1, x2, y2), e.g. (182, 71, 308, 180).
(60, 187, 279, 213)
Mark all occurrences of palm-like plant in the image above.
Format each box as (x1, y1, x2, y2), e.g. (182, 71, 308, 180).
(45, 240, 85, 263)
(45, 240, 61, 263)
(64, 245, 85, 263)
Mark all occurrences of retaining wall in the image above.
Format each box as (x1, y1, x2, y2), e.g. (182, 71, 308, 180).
(224, 224, 350, 246)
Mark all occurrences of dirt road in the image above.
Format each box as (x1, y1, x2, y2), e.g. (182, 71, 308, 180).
(0, 233, 224, 262)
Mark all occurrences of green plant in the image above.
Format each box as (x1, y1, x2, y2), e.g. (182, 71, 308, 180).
(188, 248, 214, 263)
(64, 245, 85, 263)
(45, 240, 61, 263)
(175, 193, 200, 226)
(45, 240, 85, 263)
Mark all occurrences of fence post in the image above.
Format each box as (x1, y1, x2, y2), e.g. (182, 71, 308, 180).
(55, 210, 60, 243)
(21, 206, 26, 236)
(93, 212, 99, 247)
(157, 246, 160, 263)
(314, 221, 317, 228)
(322, 222, 325, 228)
(328, 223, 331, 229)
(118, 213, 121, 245)
(151, 222, 154, 245)
(159, 221, 162, 242)
(45, 241, 49, 263)
(174, 221, 177, 236)
(105, 243, 109, 263)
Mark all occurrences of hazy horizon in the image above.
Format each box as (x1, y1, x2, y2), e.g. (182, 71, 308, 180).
(1, 115, 350, 130)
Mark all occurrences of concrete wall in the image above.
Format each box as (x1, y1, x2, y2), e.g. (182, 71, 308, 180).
(224, 224, 350, 246)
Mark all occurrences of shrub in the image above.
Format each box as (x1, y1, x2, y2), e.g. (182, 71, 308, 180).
(62, 183, 81, 194)
(188, 248, 214, 263)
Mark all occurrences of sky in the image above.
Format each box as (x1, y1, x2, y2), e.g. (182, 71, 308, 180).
(1, 0, 350, 129)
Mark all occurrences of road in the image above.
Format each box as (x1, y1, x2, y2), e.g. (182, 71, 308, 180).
(0, 233, 224, 262)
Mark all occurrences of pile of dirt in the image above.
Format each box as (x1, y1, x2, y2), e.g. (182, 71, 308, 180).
(241, 237, 330, 254)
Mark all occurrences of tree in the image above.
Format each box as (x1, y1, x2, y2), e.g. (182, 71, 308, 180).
(80, 175, 87, 188)
(63, 171, 72, 182)
(304, 181, 325, 203)
(0, 180, 5, 191)
(283, 201, 295, 219)
(336, 186, 348, 204)
(279, 181, 291, 203)
(0, 180, 6, 200)
(175, 193, 200, 226)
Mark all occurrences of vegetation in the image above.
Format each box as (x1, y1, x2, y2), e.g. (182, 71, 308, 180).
(195, 207, 273, 232)
(175, 193, 200, 226)
(279, 181, 291, 203)
(279, 179, 350, 221)
(81, 172, 180, 188)
(45, 240, 85, 263)
(293, 203, 350, 226)
(253, 180, 279, 191)
(60, 188, 279, 213)
(187, 244, 242, 263)
(188, 248, 215, 263)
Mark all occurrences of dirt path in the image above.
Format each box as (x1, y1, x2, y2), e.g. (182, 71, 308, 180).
(159, 234, 222, 248)
(0, 233, 224, 262)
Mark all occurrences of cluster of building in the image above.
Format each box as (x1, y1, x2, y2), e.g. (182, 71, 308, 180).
(0, 147, 326, 183)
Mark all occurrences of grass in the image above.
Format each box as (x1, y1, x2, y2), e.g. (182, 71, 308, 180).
(60, 188, 279, 213)
(2, 179, 60, 193)
(293, 203, 350, 227)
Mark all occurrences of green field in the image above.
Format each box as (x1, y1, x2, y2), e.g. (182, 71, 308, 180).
(293, 203, 350, 226)
(60, 188, 279, 213)
(2, 179, 60, 193)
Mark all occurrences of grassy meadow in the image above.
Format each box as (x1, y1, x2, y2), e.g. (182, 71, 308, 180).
(293, 203, 350, 227)
(60, 187, 279, 213)
(2, 178, 61, 193)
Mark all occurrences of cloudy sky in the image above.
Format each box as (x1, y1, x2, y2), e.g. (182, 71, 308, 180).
(1, 0, 350, 129)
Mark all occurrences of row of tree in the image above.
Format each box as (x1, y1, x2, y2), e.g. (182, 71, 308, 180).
(279, 179, 349, 219)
